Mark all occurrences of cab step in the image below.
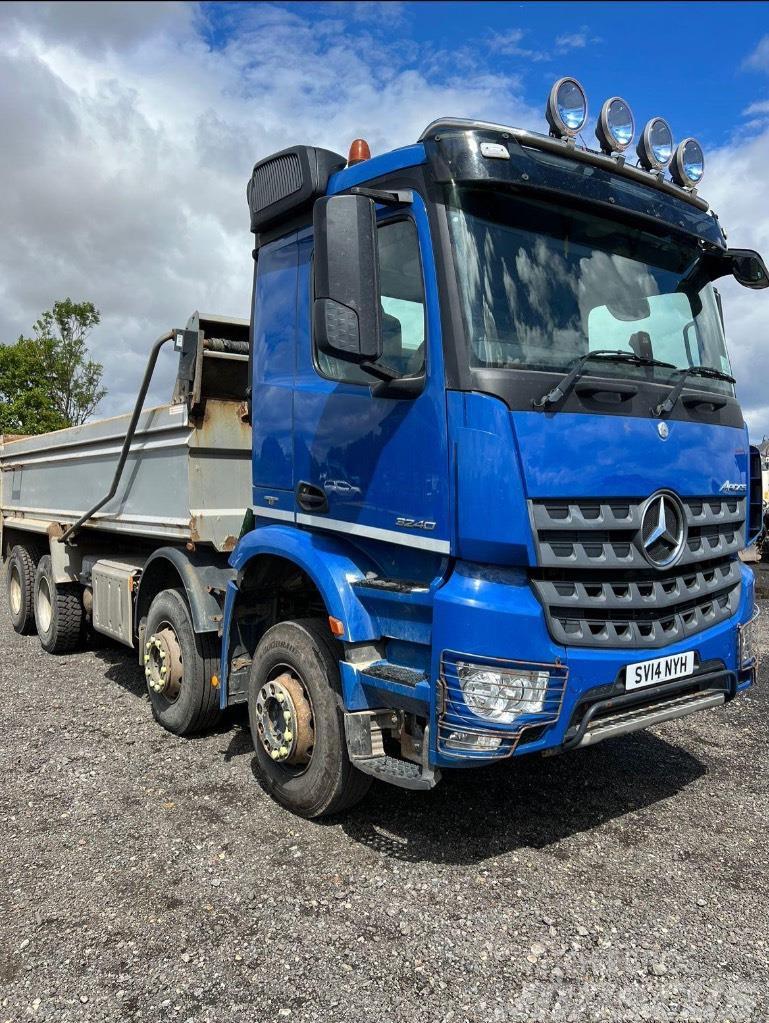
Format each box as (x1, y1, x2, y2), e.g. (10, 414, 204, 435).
(344, 710, 440, 791)
(353, 754, 437, 791)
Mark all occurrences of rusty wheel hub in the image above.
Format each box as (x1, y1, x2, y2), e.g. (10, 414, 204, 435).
(255, 672, 314, 765)
(145, 627, 183, 699)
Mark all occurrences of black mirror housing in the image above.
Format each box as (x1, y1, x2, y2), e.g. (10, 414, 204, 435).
(313, 194, 383, 363)
(728, 248, 769, 290)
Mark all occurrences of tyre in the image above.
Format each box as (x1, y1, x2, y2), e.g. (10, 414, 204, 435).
(248, 618, 372, 818)
(5, 544, 40, 635)
(143, 588, 221, 736)
(34, 555, 85, 653)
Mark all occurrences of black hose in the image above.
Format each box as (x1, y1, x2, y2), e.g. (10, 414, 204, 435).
(60, 330, 175, 544)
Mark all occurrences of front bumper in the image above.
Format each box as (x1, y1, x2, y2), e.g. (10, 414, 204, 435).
(429, 559, 756, 768)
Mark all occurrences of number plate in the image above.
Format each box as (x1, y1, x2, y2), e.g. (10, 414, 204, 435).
(625, 651, 695, 691)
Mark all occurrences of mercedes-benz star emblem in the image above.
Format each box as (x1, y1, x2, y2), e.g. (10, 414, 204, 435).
(657, 422, 669, 439)
(640, 492, 687, 569)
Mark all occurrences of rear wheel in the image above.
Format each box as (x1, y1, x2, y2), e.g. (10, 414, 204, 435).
(34, 555, 85, 653)
(144, 588, 221, 736)
(248, 618, 371, 818)
(5, 544, 40, 635)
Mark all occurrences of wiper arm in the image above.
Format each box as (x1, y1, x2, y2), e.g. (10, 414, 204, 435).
(653, 365, 736, 418)
(532, 350, 677, 410)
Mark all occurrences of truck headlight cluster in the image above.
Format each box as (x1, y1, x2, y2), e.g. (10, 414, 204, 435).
(546, 78, 705, 189)
(739, 607, 760, 669)
(457, 662, 549, 723)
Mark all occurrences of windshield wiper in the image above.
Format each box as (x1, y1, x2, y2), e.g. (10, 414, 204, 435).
(653, 364, 736, 418)
(532, 350, 677, 410)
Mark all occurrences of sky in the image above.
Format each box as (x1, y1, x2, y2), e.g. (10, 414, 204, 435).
(1, 0, 769, 434)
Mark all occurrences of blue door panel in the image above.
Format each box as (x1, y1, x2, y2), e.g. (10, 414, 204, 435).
(291, 192, 451, 549)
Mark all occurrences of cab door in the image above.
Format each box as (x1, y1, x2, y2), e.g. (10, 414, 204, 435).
(292, 194, 450, 556)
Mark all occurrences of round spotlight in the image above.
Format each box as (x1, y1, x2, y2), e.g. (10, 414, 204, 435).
(595, 96, 635, 154)
(670, 137, 705, 188)
(636, 117, 674, 171)
(546, 77, 588, 139)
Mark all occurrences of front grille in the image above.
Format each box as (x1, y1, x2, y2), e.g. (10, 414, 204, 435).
(530, 496, 745, 649)
(531, 496, 745, 569)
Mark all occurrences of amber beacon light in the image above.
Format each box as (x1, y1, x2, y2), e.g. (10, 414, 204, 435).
(348, 138, 371, 165)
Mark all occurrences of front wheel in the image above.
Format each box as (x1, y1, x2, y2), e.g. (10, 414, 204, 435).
(143, 588, 221, 736)
(248, 618, 371, 818)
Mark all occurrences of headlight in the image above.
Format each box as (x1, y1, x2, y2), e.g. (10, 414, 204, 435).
(596, 96, 634, 154)
(546, 77, 588, 139)
(457, 662, 549, 723)
(637, 117, 674, 171)
(670, 137, 705, 189)
(739, 607, 760, 668)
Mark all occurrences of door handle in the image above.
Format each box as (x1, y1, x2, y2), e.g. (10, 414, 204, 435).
(296, 481, 329, 514)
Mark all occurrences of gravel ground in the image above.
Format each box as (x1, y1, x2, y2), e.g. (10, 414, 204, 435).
(1, 599, 768, 1023)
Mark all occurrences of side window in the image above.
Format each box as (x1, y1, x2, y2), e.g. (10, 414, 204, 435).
(315, 217, 426, 384)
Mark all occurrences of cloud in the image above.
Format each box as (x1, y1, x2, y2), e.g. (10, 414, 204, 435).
(703, 128, 769, 440)
(554, 31, 588, 51)
(743, 33, 769, 73)
(487, 24, 600, 63)
(486, 28, 550, 62)
(0, 1, 766, 442)
(0, 1, 537, 415)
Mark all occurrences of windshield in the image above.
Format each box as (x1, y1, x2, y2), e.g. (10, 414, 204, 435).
(446, 187, 734, 393)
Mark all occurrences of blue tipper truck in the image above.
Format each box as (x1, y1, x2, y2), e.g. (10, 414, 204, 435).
(1, 79, 767, 817)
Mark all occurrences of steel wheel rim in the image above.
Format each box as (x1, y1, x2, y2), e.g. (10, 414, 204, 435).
(255, 665, 315, 776)
(36, 575, 53, 633)
(144, 622, 184, 703)
(9, 564, 22, 617)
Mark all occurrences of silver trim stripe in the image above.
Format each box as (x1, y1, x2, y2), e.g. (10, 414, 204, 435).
(252, 506, 296, 523)
(252, 506, 451, 552)
(297, 513, 451, 553)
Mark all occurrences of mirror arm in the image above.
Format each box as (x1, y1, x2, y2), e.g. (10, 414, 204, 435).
(349, 187, 413, 207)
(360, 359, 400, 382)
(372, 373, 426, 399)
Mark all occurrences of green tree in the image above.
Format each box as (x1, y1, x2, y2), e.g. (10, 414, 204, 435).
(0, 299, 106, 435)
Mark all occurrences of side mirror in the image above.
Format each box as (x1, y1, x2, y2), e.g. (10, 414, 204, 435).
(313, 194, 383, 363)
(728, 248, 769, 290)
